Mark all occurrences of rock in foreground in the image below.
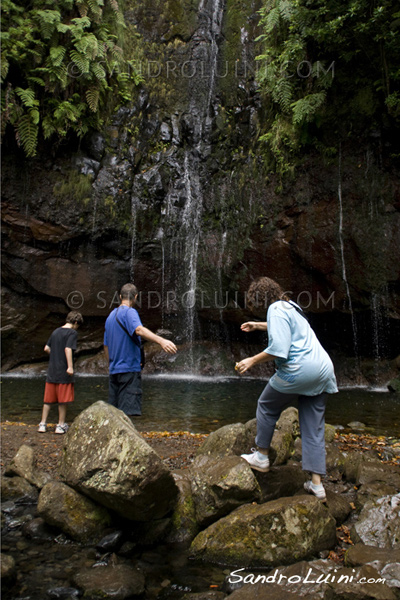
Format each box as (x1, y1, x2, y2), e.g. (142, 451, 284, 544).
(59, 401, 178, 521)
(190, 495, 336, 567)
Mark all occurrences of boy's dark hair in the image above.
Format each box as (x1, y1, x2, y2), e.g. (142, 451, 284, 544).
(66, 311, 84, 325)
(120, 283, 138, 302)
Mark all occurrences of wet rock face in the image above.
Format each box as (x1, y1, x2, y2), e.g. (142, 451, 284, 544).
(59, 401, 179, 521)
(1, 0, 400, 374)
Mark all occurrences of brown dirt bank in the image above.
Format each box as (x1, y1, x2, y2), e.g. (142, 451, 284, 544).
(2, 421, 399, 481)
(0, 421, 207, 477)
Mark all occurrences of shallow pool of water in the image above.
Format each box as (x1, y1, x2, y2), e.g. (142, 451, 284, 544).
(1, 375, 399, 436)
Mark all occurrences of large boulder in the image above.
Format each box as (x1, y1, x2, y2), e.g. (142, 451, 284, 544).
(195, 408, 299, 467)
(190, 495, 336, 567)
(38, 481, 112, 542)
(354, 493, 400, 548)
(189, 455, 261, 527)
(5, 445, 51, 489)
(195, 422, 254, 458)
(59, 401, 178, 521)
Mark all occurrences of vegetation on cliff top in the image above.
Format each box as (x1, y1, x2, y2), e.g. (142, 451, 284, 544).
(256, 0, 400, 174)
(1, 0, 142, 157)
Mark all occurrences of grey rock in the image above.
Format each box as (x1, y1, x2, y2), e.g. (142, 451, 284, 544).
(182, 593, 226, 600)
(354, 493, 400, 548)
(96, 531, 124, 552)
(22, 517, 56, 541)
(190, 454, 261, 527)
(59, 401, 178, 521)
(257, 465, 307, 504)
(85, 132, 105, 161)
(5, 444, 52, 489)
(324, 490, 353, 525)
(73, 563, 145, 599)
(345, 542, 400, 570)
(347, 421, 367, 430)
(190, 495, 336, 567)
(160, 122, 172, 142)
(1, 553, 16, 587)
(75, 156, 100, 178)
(356, 482, 399, 508)
(47, 587, 81, 599)
(196, 422, 254, 458)
(1, 475, 39, 502)
(38, 481, 112, 543)
(196, 408, 299, 467)
(325, 423, 337, 443)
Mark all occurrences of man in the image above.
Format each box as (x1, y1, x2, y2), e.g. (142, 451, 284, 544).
(38, 310, 84, 434)
(104, 283, 177, 416)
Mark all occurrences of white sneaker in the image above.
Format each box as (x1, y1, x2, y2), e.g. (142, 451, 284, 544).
(240, 448, 270, 472)
(304, 480, 327, 502)
(38, 423, 47, 433)
(55, 424, 69, 434)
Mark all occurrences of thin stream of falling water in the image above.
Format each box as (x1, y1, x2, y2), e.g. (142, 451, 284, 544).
(338, 146, 358, 357)
(130, 195, 139, 280)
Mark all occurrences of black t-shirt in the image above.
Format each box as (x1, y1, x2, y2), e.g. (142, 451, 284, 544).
(46, 327, 78, 384)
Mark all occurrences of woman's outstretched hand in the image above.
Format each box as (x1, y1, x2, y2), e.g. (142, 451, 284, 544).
(235, 357, 254, 374)
(241, 322, 256, 332)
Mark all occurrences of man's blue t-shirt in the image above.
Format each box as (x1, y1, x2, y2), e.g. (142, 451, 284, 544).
(104, 306, 143, 374)
(265, 301, 338, 396)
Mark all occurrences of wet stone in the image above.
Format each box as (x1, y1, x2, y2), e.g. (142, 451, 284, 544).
(47, 587, 81, 599)
(96, 531, 124, 552)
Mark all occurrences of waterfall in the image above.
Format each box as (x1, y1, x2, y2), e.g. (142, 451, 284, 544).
(181, 150, 202, 353)
(338, 146, 358, 357)
(156, 0, 225, 368)
(129, 194, 140, 280)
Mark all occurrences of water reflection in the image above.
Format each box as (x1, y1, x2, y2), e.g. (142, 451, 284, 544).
(1, 375, 399, 436)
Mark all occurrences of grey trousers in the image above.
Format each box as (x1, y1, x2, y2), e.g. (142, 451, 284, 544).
(255, 383, 327, 475)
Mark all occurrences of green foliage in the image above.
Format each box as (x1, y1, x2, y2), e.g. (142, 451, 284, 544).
(1, 0, 144, 157)
(256, 0, 400, 174)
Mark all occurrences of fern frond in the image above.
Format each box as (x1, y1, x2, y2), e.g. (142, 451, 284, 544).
(49, 45, 67, 67)
(15, 87, 38, 108)
(264, 7, 281, 33)
(27, 77, 46, 87)
(291, 92, 326, 124)
(69, 49, 90, 74)
(86, 87, 100, 111)
(91, 61, 106, 80)
(274, 78, 293, 112)
(35, 10, 61, 40)
(1, 56, 9, 82)
(75, 0, 88, 18)
(15, 114, 38, 156)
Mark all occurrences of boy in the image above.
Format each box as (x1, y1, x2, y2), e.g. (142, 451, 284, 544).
(38, 311, 83, 434)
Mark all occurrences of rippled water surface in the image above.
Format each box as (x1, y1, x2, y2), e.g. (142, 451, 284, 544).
(2, 375, 399, 435)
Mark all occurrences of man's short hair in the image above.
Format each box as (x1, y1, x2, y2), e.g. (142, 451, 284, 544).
(120, 283, 138, 302)
(66, 311, 84, 325)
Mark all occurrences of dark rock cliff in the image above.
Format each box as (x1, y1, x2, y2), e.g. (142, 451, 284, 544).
(2, 0, 400, 384)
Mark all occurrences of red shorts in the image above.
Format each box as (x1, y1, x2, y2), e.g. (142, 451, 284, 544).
(44, 382, 74, 404)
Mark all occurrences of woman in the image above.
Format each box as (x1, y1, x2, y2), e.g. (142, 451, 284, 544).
(236, 278, 338, 501)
